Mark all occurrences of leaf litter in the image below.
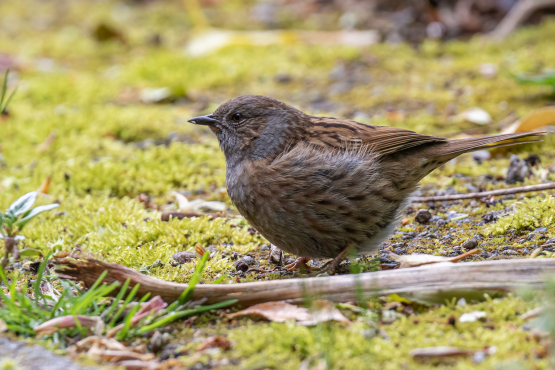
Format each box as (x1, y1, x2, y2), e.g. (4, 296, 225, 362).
(226, 300, 350, 326)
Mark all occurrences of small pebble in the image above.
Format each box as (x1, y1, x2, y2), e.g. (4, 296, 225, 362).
(149, 331, 165, 353)
(234, 260, 249, 272)
(436, 219, 446, 228)
(461, 239, 478, 250)
(394, 247, 405, 255)
(415, 209, 432, 224)
(473, 351, 487, 364)
(172, 251, 196, 264)
(242, 256, 255, 265)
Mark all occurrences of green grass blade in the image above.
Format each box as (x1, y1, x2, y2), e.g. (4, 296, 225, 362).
(103, 278, 130, 323)
(116, 292, 150, 341)
(177, 251, 209, 304)
(2, 86, 17, 113)
(138, 299, 237, 334)
(108, 283, 140, 327)
(212, 273, 227, 284)
(71, 270, 107, 314)
(0, 69, 8, 108)
(34, 251, 53, 305)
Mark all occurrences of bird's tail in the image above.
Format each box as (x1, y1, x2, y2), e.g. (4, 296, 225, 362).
(434, 131, 547, 162)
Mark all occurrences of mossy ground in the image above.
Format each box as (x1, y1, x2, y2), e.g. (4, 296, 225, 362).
(2, 1, 555, 369)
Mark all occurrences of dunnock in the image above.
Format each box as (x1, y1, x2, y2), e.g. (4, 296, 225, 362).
(189, 95, 544, 271)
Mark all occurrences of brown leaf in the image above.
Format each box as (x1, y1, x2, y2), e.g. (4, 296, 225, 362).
(89, 348, 155, 362)
(196, 336, 232, 352)
(69, 336, 156, 365)
(35, 315, 104, 336)
(69, 336, 128, 353)
(501, 107, 555, 134)
(387, 249, 479, 268)
(195, 243, 210, 260)
(113, 360, 159, 370)
(226, 300, 350, 325)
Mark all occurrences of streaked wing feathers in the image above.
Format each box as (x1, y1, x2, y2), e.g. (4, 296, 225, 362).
(306, 117, 447, 156)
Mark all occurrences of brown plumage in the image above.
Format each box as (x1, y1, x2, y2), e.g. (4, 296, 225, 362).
(189, 95, 545, 260)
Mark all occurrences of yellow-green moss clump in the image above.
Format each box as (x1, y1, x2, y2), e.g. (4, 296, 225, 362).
(486, 195, 555, 235)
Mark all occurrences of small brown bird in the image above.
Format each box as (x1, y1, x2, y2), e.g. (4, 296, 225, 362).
(189, 95, 544, 271)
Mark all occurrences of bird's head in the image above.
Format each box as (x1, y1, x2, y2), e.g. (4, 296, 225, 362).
(188, 95, 306, 164)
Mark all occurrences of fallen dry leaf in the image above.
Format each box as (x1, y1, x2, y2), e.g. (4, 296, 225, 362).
(171, 191, 189, 210)
(69, 336, 157, 367)
(501, 107, 555, 134)
(387, 249, 479, 268)
(194, 243, 211, 260)
(227, 300, 350, 325)
(113, 360, 159, 370)
(410, 346, 476, 359)
(71, 336, 129, 352)
(89, 348, 155, 362)
(35, 315, 104, 336)
(196, 336, 232, 352)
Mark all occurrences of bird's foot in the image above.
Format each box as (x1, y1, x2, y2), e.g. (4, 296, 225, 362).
(319, 244, 355, 275)
(284, 257, 320, 272)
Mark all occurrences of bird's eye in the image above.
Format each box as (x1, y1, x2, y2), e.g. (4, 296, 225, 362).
(232, 113, 243, 123)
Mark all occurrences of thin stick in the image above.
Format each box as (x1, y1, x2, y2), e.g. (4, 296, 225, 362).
(55, 256, 555, 307)
(490, 0, 555, 40)
(412, 182, 555, 203)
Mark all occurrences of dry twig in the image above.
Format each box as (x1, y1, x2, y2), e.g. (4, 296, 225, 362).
(412, 182, 555, 203)
(55, 256, 555, 306)
(490, 0, 555, 39)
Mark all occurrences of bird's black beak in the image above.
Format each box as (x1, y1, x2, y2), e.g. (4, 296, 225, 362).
(187, 114, 220, 126)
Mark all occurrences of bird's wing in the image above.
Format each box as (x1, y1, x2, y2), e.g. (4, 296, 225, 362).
(305, 117, 447, 156)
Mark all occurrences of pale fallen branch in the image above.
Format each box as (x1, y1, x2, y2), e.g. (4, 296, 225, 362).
(490, 0, 555, 40)
(412, 182, 555, 203)
(55, 256, 555, 306)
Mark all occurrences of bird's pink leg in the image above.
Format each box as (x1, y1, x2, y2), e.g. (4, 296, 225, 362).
(284, 257, 320, 272)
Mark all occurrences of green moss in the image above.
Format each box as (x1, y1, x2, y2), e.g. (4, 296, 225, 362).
(194, 295, 546, 370)
(485, 195, 555, 235)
